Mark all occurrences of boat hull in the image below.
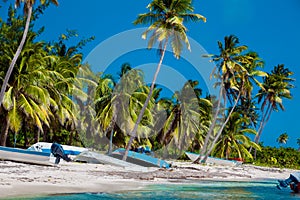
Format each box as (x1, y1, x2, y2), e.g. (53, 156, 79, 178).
(111, 148, 170, 168)
(0, 146, 53, 166)
(28, 142, 87, 156)
(185, 152, 242, 166)
(74, 151, 147, 170)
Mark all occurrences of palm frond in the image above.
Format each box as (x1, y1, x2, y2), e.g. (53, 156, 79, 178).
(8, 97, 22, 133)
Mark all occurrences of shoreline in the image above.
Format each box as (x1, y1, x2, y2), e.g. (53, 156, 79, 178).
(0, 160, 299, 199)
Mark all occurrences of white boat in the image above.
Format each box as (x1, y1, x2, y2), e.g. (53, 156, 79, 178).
(28, 142, 88, 156)
(185, 152, 242, 166)
(0, 146, 53, 166)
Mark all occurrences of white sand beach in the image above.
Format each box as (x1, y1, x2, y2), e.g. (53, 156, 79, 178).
(0, 160, 299, 198)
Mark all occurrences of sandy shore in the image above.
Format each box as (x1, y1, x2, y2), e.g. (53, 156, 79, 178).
(0, 160, 299, 198)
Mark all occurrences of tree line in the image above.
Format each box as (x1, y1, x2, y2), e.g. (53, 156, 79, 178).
(0, 0, 297, 165)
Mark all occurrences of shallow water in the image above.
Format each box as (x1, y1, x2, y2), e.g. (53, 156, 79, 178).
(10, 181, 300, 200)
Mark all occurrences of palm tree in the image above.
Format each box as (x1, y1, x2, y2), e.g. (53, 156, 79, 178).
(212, 111, 261, 160)
(254, 65, 294, 148)
(95, 74, 115, 152)
(0, 40, 52, 146)
(297, 138, 300, 151)
(157, 80, 211, 158)
(45, 31, 96, 146)
(95, 64, 152, 153)
(0, 0, 58, 108)
(195, 35, 251, 163)
(122, 0, 206, 161)
(198, 36, 268, 163)
(277, 132, 289, 146)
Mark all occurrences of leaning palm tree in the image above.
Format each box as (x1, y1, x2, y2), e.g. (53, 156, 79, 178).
(254, 65, 294, 147)
(0, 0, 59, 108)
(122, 0, 206, 161)
(195, 35, 250, 163)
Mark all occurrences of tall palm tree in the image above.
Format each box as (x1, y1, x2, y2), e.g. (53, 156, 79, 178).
(254, 65, 294, 148)
(123, 0, 206, 161)
(277, 132, 288, 146)
(95, 64, 151, 153)
(0, 0, 58, 108)
(297, 138, 300, 151)
(95, 74, 115, 152)
(0, 40, 52, 146)
(198, 36, 267, 163)
(195, 35, 250, 163)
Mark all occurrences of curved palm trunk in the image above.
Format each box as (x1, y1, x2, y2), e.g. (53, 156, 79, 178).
(122, 41, 168, 161)
(202, 91, 241, 163)
(194, 81, 224, 163)
(249, 102, 271, 154)
(254, 103, 272, 143)
(251, 103, 272, 158)
(0, 6, 32, 107)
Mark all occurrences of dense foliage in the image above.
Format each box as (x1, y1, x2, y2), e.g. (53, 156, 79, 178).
(254, 146, 300, 170)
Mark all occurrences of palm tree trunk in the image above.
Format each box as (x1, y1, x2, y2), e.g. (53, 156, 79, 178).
(108, 129, 114, 155)
(69, 130, 73, 145)
(261, 104, 273, 140)
(35, 129, 40, 143)
(253, 104, 272, 158)
(249, 107, 267, 154)
(249, 102, 271, 155)
(0, 6, 32, 107)
(0, 120, 9, 146)
(194, 81, 224, 163)
(122, 41, 168, 161)
(254, 104, 271, 143)
(202, 91, 241, 163)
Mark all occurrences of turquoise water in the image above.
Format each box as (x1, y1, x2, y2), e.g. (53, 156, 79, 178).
(9, 181, 300, 200)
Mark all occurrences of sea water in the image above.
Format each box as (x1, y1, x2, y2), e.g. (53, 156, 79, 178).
(9, 181, 300, 200)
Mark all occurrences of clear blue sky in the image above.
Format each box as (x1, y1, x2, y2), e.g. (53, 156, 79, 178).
(1, 0, 299, 148)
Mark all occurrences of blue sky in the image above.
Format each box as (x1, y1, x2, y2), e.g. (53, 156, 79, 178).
(1, 0, 299, 148)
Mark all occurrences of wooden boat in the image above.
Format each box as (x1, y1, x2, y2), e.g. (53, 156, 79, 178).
(28, 142, 88, 156)
(0, 146, 53, 166)
(110, 148, 170, 169)
(185, 151, 242, 166)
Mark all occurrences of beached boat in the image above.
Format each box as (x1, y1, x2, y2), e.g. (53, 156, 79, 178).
(74, 151, 148, 170)
(0, 146, 53, 166)
(28, 142, 88, 156)
(277, 172, 300, 193)
(110, 148, 170, 169)
(185, 152, 242, 166)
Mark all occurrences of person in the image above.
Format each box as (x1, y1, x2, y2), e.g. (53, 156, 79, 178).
(277, 172, 300, 193)
(50, 143, 71, 164)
